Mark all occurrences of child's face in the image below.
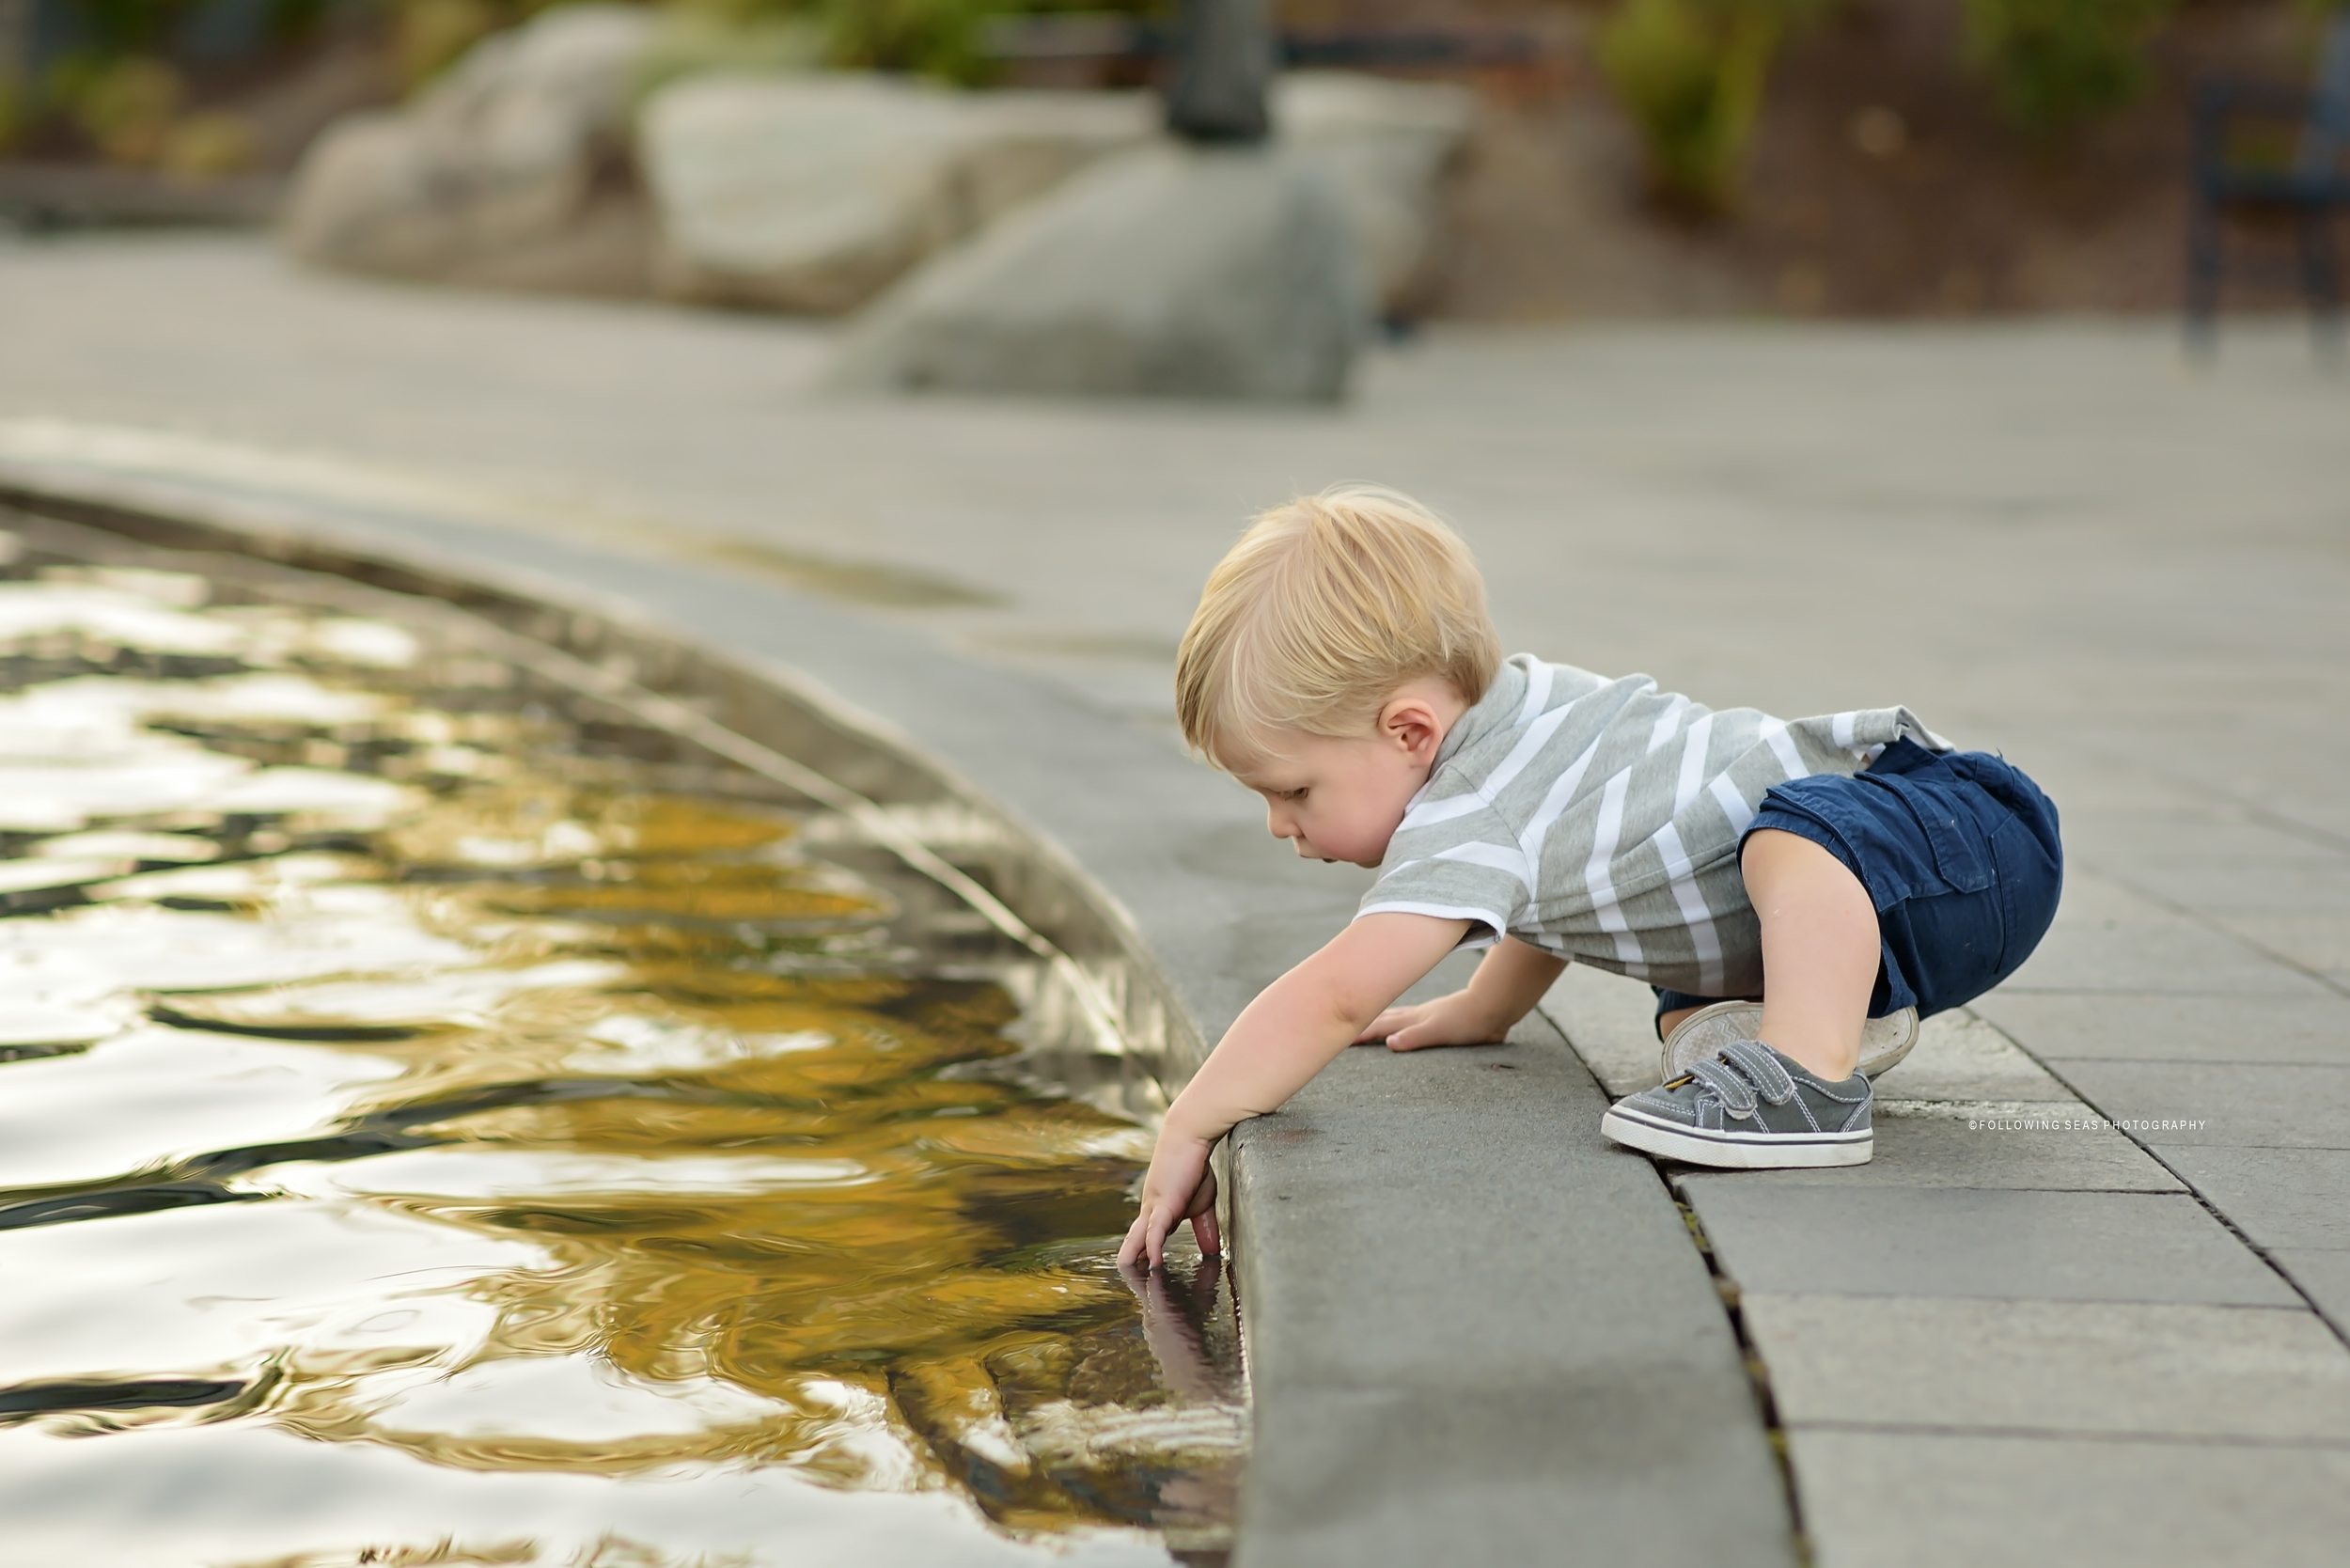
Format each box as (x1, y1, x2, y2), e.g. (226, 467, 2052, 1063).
(1230, 682, 1461, 870)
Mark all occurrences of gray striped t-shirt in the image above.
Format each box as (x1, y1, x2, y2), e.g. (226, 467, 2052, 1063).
(1358, 655, 1946, 997)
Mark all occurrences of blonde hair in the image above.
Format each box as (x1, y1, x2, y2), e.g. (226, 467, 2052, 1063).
(1176, 484, 1503, 769)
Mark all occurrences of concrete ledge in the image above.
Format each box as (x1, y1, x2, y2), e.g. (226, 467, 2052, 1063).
(0, 462, 1795, 1567)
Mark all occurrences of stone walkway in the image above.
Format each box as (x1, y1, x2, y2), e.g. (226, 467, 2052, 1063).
(5, 232, 2349, 1565)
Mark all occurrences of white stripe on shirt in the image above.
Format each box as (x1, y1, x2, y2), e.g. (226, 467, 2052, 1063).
(1399, 792, 1491, 831)
(1480, 699, 1579, 802)
(1515, 729, 1607, 906)
(1586, 768, 1642, 968)
(1647, 694, 1688, 755)
(1652, 822, 1726, 996)
(1673, 713, 1715, 816)
(1434, 839, 1533, 889)
(1357, 899, 1512, 938)
(1516, 658, 1553, 728)
(1710, 773, 1756, 836)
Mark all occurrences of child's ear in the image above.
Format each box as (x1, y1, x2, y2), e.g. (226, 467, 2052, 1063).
(1381, 694, 1442, 757)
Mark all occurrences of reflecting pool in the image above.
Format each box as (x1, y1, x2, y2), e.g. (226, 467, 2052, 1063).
(0, 523, 1243, 1568)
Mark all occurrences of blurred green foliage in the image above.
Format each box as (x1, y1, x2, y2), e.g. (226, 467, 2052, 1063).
(1596, 0, 1821, 210)
(3, 0, 328, 160)
(1, 0, 1162, 160)
(1962, 0, 2181, 134)
(660, 0, 1152, 88)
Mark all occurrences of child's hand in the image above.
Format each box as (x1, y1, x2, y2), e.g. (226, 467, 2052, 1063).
(1118, 1132, 1221, 1270)
(1356, 988, 1511, 1052)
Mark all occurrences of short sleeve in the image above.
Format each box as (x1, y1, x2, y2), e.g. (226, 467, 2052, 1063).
(1355, 798, 1531, 949)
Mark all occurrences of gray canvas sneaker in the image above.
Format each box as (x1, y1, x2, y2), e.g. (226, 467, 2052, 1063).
(1660, 1000, 1919, 1086)
(1603, 1039, 1873, 1168)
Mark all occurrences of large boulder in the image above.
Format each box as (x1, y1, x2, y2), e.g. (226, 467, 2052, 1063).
(827, 144, 1366, 402)
(280, 4, 656, 291)
(1274, 71, 1476, 320)
(639, 75, 1152, 313)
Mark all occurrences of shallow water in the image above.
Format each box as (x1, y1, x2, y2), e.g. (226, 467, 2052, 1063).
(0, 526, 1243, 1568)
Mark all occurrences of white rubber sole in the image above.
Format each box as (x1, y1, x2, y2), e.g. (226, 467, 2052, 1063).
(1660, 1001, 1920, 1085)
(1601, 1105, 1874, 1169)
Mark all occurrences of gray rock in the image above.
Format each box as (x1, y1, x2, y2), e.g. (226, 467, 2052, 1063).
(1275, 71, 1476, 319)
(639, 75, 1152, 314)
(828, 143, 1366, 402)
(280, 4, 655, 291)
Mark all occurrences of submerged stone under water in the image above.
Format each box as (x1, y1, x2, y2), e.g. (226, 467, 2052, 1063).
(0, 522, 1243, 1568)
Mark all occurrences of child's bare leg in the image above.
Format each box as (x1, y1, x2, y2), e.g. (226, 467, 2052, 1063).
(1742, 829, 1879, 1082)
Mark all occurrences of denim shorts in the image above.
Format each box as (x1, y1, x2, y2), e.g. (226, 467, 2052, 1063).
(1654, 738, 2063, 1027)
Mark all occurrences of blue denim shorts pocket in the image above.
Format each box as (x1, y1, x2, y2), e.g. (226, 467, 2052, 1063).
(1869, 771, 1994, 897)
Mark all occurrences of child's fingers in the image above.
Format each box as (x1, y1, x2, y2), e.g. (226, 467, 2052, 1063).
(1117, 1214, 1148, 1270)
(1386, 1017, 1446, 1051)
(1190, 1207, 1222, 1257)
(1355, 1005, 1415, 1044)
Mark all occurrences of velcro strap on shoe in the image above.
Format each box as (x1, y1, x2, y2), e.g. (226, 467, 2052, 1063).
(1720, 1040, 1799, 1105)
(1687, 1056, 1759, 1118)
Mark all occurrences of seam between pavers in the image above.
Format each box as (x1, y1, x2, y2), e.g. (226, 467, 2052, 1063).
(1537, 997, 1814, 1568)
(1675, 1192, 1815, 1568)
(1779, 1419, 2350, 1450)
(1935, 1008, 2350, 1355)
(1548, 980, 2348, 1558)
(2074, 861, 2350, 1005)
(2060, 734, 2350, 862)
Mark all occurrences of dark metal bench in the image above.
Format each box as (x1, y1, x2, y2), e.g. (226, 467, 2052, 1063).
(2186, 15, 2350, 353)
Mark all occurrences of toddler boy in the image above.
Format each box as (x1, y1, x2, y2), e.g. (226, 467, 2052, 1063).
(1120, 486, 2061, 1268)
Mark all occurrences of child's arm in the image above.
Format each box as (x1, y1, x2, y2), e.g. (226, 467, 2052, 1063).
(1119, 911, 1470, 1268)
(1357, 935, 1567, 1052)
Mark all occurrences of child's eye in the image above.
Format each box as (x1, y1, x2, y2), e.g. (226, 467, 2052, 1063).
(1280, 788, 1308, 803)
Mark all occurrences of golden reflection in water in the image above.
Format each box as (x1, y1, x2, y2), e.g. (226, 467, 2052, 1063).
(0, 536, 1242, 1567)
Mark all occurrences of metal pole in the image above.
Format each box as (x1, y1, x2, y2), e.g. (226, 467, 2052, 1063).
(1163, 0, 1273, 144)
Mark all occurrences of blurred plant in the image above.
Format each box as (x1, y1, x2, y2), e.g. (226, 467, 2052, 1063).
(8, 0, 328, 163)
(393, 0, 527, 89)
(656, 0, 1153, 89)
(160, 107, 258, 176)
(1961, 0, 2180, 135)
(74, 0, 198, 55)
(636, 2, 827, 101)
(70, 52, 185, 163)
(1597, 0, 1821, 211)
(822, 0, 999, 82)
(0, 78, 24, 156)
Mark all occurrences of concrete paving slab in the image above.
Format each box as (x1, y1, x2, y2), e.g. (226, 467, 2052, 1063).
(1966, 991, 2350, 1067)
(1871, 1011, 2076, 1103)
(1233, 1013, 1794, 1568)
(2061, 800, 2347, 860)
(2274, 1250, 2350, 1340)
(2154, 1148, 2350, 1249)
(2003, 873, 2335, 997)
(2047, 1060, 2350, 1149)
(1786, 1430, 2350, 1568)
(2083, 844, 2350, 917)
(1742, 1294, 2350, 1441)
(1678, 1185, 2301, 1306)
(1734, 1104, 2181, 1191)
(1533, 978, 2080, 1104)
(2212, 912, 2350, 978)
(1539, 963, 1664, 1098)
